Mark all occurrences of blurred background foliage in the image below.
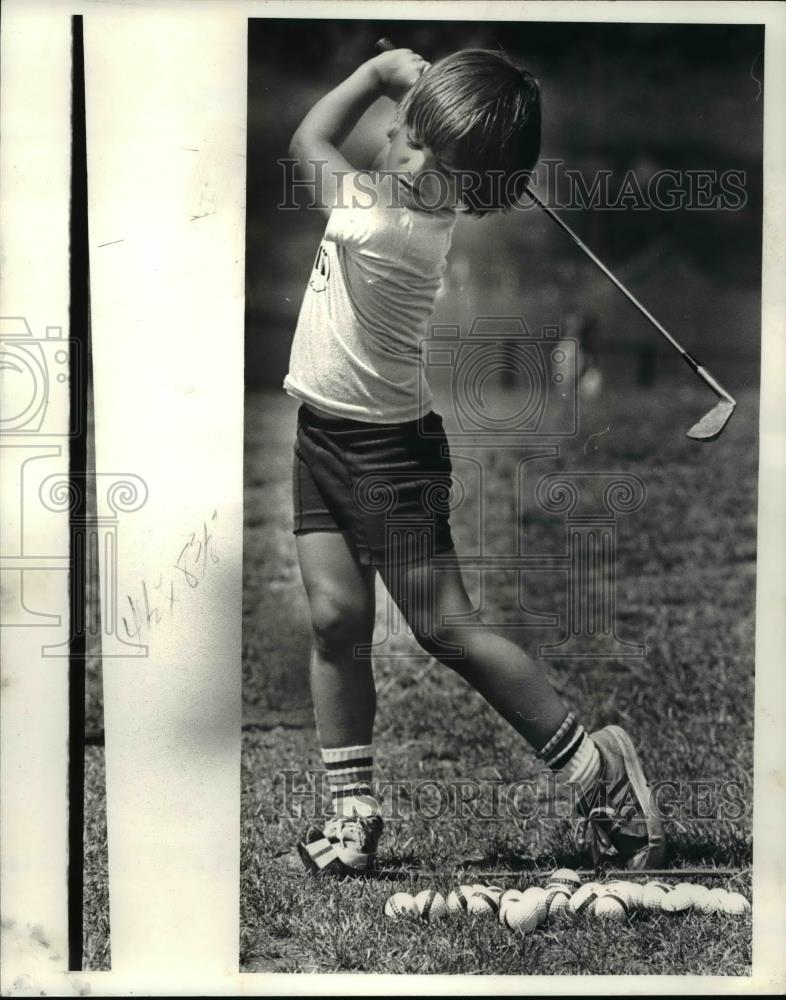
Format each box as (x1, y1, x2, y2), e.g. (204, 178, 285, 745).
(245, 19, 763, 392)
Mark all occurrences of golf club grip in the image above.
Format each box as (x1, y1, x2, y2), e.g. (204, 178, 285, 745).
(375, 38, 395, 54)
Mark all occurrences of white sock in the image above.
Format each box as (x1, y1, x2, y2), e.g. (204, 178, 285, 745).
(322, 744, 379, 818)
(539, 712, 603, 801)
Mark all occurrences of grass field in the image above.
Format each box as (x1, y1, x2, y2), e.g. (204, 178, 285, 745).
(82, 374, 757, 975)
(72, 16, 761, 977)
(237, 376, 756, 976)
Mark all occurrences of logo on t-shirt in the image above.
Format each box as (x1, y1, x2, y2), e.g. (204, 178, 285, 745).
(308, 243, 330, 293)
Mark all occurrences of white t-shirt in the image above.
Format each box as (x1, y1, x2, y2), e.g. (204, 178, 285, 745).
(284, 172, 458, 423)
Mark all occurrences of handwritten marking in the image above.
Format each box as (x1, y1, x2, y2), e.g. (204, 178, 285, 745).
(121, 510, 219, 641)
(97, 239, 124, 248)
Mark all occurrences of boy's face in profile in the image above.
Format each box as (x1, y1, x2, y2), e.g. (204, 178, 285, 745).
(380, 124, 460, 211)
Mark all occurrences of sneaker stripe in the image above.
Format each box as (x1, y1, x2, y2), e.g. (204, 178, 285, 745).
(582, 725, 666, 870)
(307, 840, 336, 861)
(326, 772, 373, 786)
(608, 775, 629, 803)
(302, 838, 341, 870)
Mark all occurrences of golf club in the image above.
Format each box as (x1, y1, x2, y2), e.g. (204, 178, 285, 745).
(374, 37, 736, 441)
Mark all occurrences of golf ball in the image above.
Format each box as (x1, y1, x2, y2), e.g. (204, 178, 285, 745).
(604, 881, 637, 908)
(593, 892, 629, 922)
(501, 897, 540, 934)
(685, 884, 713, 913)
(661, 884, 693, 913)
(414, 889, 447, 922)
(384, 892, 418, 919)
(474, 884, 504, 901)
(446, 885, 475, 917)
(699, 888, 728, 914)
(673, 882, 710, 911)
(498, 889, 525, 924)
(543, 886, 571, 919)
(467, 888, 501, 917)
(641, 880, 671, 912)
(519, 887, 549, 925)
(719, 892, 751, 916)
(623, 882, 645, 910)
(545, 868, 582, 894)
(569, 882, 603, 917)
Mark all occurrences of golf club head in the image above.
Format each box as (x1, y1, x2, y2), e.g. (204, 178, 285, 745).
(686, 399, 735, 442)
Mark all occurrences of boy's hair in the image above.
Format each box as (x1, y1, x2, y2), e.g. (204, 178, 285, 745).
(398, 49, 541, 217)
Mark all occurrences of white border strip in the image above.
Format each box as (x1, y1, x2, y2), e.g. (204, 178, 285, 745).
(85, 5, 246, 977)
(0, 4, 73, 986)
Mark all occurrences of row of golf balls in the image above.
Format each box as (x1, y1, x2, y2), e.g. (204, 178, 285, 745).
(384, 870, 751, 932)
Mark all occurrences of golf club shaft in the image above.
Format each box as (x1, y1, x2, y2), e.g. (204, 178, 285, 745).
(523, 184, 735, 404)
(375, 36, 734, 408)
(378, 866, 745, 880)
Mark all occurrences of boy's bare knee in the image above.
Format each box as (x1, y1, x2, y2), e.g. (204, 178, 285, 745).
(309, 591, 371, 659)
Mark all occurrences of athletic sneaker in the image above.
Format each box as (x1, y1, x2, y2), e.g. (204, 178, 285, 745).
(298, 814, 383, 877)
(575, 725, 665, 869)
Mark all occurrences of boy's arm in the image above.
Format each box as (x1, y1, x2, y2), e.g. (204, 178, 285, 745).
(289, 48, 428, 214)
(370, 139, 392, 172)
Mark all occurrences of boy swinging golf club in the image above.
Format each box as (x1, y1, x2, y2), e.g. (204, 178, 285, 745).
(284, 44, 669, 877)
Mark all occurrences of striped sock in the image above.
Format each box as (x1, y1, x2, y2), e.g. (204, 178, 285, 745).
(322, 744, 379, 818)
(537, 712, 602, 800)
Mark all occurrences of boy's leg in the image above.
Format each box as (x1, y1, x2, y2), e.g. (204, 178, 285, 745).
(295, 530, 383, 874)
(379, 549, 664, 868)
(297, 531, 376, 752)
(379, 549, 568, 747)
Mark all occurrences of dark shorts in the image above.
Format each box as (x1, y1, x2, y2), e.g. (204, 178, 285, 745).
(292, 404, 455, 568)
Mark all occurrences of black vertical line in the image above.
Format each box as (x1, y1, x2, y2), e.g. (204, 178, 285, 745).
(69, 13, 89, 973)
